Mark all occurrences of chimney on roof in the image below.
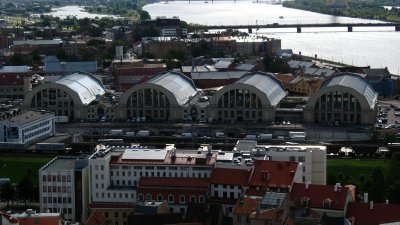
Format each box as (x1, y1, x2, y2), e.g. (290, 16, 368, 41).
(386, 199, 389, 204)
(370, 201, 374, 210)
(171, 149, 176, 161)
(334, 183, 341, 192)
(305, 182, 310, 190)
(207, 145, 212, 156)
(364, 193, 368, 203)
(26, 209, 32, 217)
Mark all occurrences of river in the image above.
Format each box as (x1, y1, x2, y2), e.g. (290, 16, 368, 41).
(144, 1, 400, 75)
(38, 5, 120, 19)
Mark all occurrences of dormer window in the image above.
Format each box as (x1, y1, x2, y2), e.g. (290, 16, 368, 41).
(301, 197, 310, 206)
(323, 198, 332, 208)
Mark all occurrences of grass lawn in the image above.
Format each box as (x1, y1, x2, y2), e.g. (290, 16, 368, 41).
(327, 158, 390, 179)
(0, 155, 54, 184)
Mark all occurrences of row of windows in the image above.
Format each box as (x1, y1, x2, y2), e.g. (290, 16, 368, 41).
(95, 192, 134, 200)
(109, 171, 209, 179)
(289, 156, 306, 162)
(24, 127, 50, 140)
(42, 196, 72, 204)
(137, 193, 205, 204)
(218, 89, 262, 109)
(43, 207, 72, 214)
(23, 120, 51, 133)
(42, 175, 72, 182)
(42, 186, 72, 193)
(109, 165, 209, 172)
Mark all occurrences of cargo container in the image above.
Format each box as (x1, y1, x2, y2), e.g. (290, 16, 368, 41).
(109, 129, 123, 136)
(137, 130, 150, 137)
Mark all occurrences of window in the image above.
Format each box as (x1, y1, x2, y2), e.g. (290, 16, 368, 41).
(289, 156, 296, 161)
(157, 194, 163, 201)
(168, 195, 174, 203)
(179, 195, 185, 203)
(301, 197, 309, 206)
(323, 199, 332, 208)
(42, 175, 46, 182)
(138, 194, 144, 201)
(190, 195, 196, 203)
(145, 193, 152, 201)
(298, 156, 305, 162)
(199, 195, 205, 203)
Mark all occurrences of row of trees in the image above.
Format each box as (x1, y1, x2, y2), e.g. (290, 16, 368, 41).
(283, 0, 400, 22)
(327, 153, 400, 204)
(0, 169, 38, 207)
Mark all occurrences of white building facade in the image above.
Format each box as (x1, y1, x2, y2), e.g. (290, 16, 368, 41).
(39, 156, 89, 223)
(0, 110, 55, 146)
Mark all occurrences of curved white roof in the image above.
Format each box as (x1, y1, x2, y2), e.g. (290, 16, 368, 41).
(148, 71, 197, 106)
(55, 72, 106, 105)
(237, 72, 286, 106)
(321, 73, 377, 108)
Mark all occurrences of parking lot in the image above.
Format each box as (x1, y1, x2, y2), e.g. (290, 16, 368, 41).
(376, 103, 400, 130)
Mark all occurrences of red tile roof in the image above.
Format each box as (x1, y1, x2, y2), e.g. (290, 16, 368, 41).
(250, 209, 280, 220)
(210, 167, 250, 185)
(275, 73, 294, 86)
(233, 196, 262, 215)
(89, 203, 135, 209)
(139, 177, 209, 189)
(290, 182, 351, 211)
(308, 78, 324, 89)
(248, 160, 298, 189)
(85, 211, 106, 225)
(0, 212, 18, 224)
(346, 202, 400, 225)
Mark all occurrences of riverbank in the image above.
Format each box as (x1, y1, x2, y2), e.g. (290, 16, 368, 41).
(283, 0, 400, 23)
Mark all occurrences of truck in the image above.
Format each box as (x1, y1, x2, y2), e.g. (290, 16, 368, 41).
(181, 132, 193, 138)
(257, 133, 272, 140)
(288, 131, 306, 141)
(54, 116, 69, 123)
(215, 132, 225, 138)
(124, 131, 136, 137)
(109, 129, 123, 136)
(136, 130, 150, 137)
(244, 134, 257, 140)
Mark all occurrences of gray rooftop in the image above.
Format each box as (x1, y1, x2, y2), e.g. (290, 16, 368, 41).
(147, 71, 197, 106)
(191, 71, 247, 80)
(235, 63, 256, 71)
(13, 39, 63, 46)
(0, 66, 29, 73)
(237, 72, 287, 106)
(288, 60, 315, 69)
(321, 73, 378, 108)
(55, 72, 106, 105)
(43, 56, 97, 74)
(214, 60, 232, 70)
(2, 110, 53, 126)
(41, 157, 85, 171)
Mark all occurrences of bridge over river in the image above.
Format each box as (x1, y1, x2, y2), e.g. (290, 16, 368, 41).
(206, 23, 400, 33)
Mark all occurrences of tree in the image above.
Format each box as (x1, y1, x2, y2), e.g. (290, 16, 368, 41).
(367, 167, 386, 202)
(326, 172, 337, 185)
(0, 182, 15, 206)
(56, 49, 68, 61)
(10, 53, 26, 66)
(17, 177, 34, 206)
(139, 10, 151, 20)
